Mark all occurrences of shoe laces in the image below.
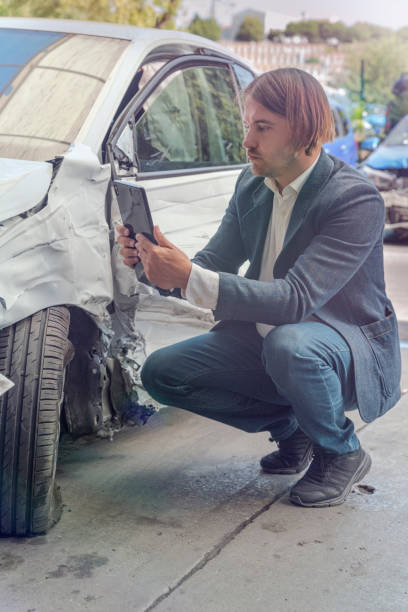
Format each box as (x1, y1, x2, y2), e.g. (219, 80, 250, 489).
(303, 447, 337, 483)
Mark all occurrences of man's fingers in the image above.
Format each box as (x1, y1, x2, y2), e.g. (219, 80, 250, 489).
(117, 235, 136, 248)
(153, 225, 173, 248)
(116, 224, 129, 237)
(136, 233, 155, 252)
(120, 246, 140, 261)
(116, 225, 139, 269)
(124, 260, 137, 269)
(116, 225, 136, 248)
(122, 251, 139, 268)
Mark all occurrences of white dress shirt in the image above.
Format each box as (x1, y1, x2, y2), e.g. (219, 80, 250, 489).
(184, 158, 319, 336)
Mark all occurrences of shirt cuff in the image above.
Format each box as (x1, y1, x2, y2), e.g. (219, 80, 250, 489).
(183, 263, 219, 309)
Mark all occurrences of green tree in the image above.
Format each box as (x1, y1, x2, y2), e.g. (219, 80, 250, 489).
(341, 36, 408, 104)
(349, 21, 392, 41)
(267, 28, 283, 42)
(235, 16, 264, 42)
(398, 26, 408, 41)
(0, 0, 182, 28)
(285, 20, 320, 42)
(284, 19, 393, 44)
(0, 0, 18, 14)
(188, 14, 221, 41)
(318, 20, 353, 43)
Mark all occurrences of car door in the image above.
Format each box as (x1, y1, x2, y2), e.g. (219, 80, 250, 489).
(109, 58, 253, 259)
(107, 56, 254, 341)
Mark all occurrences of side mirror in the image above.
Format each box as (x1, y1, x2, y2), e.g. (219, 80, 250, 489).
(360, 136, 380, 152)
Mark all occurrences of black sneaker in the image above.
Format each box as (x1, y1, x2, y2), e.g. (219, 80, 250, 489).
(289, 445, 372, 507)
(260, 427, 313, 474)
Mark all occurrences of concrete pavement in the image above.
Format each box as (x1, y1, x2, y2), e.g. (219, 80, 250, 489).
(0, 351, 407, 612)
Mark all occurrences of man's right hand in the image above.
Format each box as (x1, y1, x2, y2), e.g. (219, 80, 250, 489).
(116, 224, 140, 268)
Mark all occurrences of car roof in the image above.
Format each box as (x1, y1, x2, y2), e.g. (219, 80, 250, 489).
(0, 17, 254, 156)
(0, 17, 240, 60)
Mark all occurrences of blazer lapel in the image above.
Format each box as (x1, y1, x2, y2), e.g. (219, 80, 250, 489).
(282, 149, 334, 251)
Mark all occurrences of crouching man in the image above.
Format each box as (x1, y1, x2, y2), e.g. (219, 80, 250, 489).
(117, 68, 401, 507)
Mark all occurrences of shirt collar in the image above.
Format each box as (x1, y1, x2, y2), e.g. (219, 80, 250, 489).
(264, 156, 319, 197)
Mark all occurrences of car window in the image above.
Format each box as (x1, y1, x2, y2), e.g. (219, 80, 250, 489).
(132, 64, 246, 172)
(0, 28, 129, 161)
(233, 64, 255, 90)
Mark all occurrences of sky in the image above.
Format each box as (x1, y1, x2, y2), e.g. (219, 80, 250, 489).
(178, 0, 408, 31)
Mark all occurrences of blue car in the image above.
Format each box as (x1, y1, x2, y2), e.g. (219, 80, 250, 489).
(323, 100, 359, 167)
(361, 114, 408, 171)
(363, 103, 387, 135)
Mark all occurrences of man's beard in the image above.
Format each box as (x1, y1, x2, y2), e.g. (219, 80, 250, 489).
(247, 150, 298, 179)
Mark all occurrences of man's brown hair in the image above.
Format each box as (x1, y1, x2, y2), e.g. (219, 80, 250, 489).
(245, 68, 334, 155)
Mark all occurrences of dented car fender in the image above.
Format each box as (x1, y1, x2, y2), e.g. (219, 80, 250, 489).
(0, 144, 113, 329)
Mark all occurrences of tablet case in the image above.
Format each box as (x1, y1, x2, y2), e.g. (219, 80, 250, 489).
(114, 180, 157, 285)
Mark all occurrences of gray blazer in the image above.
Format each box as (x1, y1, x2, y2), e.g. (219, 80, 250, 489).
(192, 150, 401, 423)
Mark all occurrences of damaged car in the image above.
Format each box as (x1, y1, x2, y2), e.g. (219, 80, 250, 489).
(360, 114, 408, 241)
(0, 18, 256, 536)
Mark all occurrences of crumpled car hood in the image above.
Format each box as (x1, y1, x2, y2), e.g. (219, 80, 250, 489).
(0, 158, 53, 222)
(0, 143, 113, 329)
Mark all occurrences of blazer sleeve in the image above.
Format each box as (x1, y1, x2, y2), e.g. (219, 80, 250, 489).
(191, 170, 248, 274)
(213, 182, 385, 325)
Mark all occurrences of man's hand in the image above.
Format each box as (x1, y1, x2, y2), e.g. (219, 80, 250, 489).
(116, 224, 140, 268)
(136, 226, 192, 290)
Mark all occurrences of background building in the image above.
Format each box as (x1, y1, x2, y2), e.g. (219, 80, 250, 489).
(219, 40, 346, 85)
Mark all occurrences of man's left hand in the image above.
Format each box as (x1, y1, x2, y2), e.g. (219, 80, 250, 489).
(136, 226, 192, 290)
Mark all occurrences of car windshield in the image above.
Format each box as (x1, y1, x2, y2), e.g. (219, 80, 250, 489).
(0, 28, 129, 161)
(384, 115, 408, 147)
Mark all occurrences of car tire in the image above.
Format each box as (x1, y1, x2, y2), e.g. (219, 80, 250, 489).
(0, 306, 73, 536)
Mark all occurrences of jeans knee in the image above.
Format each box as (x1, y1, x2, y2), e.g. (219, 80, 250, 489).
(140, 349, 168, 395)
(263, 324, 297, 360)
(262, 324, 314, 381)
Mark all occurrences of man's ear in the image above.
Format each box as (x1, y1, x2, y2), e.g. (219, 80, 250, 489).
(304, 138, 318, 156)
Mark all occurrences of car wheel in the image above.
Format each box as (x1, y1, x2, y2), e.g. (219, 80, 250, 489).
(0, 306, 73, 536)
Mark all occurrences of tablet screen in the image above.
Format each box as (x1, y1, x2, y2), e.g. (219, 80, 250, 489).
(114, 180, 156, 244)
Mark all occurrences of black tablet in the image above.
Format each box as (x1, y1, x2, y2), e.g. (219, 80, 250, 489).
(114, 180, 157, 284)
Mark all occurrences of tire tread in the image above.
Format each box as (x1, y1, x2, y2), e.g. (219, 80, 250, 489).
(0, 307, 70, 535)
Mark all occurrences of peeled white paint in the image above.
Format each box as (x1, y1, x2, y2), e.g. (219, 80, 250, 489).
(0, 144, 113, 329)
(0, 144, 234, 416)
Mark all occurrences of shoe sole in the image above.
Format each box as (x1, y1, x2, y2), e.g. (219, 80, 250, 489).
(289, 451, 372, 508)
(261, 447, 313, 475)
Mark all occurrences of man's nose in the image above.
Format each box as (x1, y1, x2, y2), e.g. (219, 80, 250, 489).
(242, 129, 255, 149)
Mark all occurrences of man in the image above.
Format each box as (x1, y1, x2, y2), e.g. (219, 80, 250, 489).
(117, 68, 401, 507)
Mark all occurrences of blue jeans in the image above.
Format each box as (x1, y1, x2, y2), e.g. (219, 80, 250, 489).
(141, 321, 359, 454)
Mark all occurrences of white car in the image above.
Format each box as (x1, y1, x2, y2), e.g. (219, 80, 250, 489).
(0, 18, 255, 536)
